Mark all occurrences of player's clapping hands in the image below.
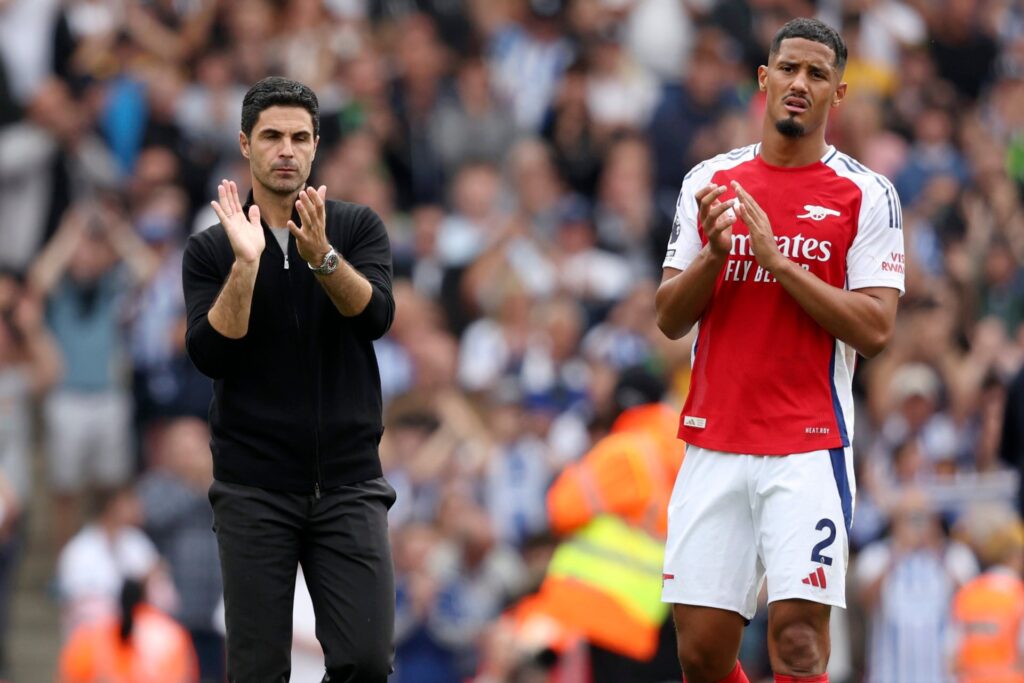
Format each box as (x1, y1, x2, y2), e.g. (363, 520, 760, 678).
(288, 185, 331, 267)
(732, 181, 784, 273)
(211, 180, 264, 265)
(696, 183, 738, 257)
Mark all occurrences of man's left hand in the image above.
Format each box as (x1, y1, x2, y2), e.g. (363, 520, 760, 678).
(732, 181, 785, 273)
(289, 185, 332, 266)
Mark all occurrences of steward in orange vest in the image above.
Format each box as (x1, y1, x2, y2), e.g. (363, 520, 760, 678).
(952, 507, 1024, 683)
(58, 579, 199, 683)
(512, 392, 684, 669)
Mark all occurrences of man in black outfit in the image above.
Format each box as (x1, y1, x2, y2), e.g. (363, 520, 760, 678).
(182, 77, 396, 683)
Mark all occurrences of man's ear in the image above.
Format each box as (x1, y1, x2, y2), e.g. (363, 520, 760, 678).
(239, 131, 250, 159)
(833, 82, 848, 107)
(757, 65, 767, 92)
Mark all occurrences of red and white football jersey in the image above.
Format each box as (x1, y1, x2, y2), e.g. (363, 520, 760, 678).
(664, 144, 905, 455)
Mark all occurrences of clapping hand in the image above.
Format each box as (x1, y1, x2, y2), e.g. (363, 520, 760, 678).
(696, 183, 738, 257)
(732, 181, 784, 272)
(210, 180, 264, 265)
(288, 185, 330, 266)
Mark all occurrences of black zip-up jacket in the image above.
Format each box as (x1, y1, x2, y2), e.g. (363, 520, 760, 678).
(182, 197, 394, 493)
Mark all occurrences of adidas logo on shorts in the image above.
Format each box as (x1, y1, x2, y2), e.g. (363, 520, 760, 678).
(802, 566, 828, 589)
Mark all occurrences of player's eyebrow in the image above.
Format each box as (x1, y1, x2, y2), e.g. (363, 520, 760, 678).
(777, 58, 834, 74)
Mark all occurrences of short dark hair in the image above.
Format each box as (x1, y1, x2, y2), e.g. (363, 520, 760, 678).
(769, 18, 847, 73)
(240, 76, 320, 138)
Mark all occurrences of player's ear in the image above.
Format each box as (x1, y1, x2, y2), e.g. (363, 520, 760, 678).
(757, 65, 767, 92)
(832, 81, 848, 107)
(239, 131, 250, 159)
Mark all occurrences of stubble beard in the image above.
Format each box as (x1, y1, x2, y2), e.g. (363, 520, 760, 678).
(255, 165, 307, 197)
(775, 116, 806, 138)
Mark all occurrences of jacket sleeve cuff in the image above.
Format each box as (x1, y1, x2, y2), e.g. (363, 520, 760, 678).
(351, 283, 394, 340)
(186, 315, 247, 379)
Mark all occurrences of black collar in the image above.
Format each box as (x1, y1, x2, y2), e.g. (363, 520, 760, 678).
(242, 189, 305, 229)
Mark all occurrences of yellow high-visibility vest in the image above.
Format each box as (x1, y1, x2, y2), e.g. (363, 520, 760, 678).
(546, 514, 668, 627)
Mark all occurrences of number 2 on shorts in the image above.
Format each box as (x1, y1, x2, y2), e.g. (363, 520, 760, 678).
(810, 518, 836, 566)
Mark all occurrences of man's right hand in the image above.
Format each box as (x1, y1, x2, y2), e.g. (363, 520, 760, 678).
(696, 183, 738, 257)
(211, 180, 264, 265)
(656, 184, 737, 340)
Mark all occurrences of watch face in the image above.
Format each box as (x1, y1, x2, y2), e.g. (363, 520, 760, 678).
(325, 252, 340, 270)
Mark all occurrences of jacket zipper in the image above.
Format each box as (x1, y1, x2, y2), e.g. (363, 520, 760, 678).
(314, 368, 323, 498)
(283, 235, 322, 497)
(311, 238, 323, 498)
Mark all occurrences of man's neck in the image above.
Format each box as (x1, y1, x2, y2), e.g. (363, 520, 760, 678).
(759, 126, 829, 168)
(252, 182, 301, 227)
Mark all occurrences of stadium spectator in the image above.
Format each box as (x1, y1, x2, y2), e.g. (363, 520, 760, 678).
(488, 0, 574, 133)
(136, 418, 223, 683)
(430, 52, 518, 178)
(58, 578, 198, 683)
(647, 26, 745, 215)
(580, 23, 659, 133)
(126, 186, 212, 439)
(854, 488, 978, 683)
(0, 270, 60, 677)
(427, 493, 529, 679)
(55, 485, 174, 637)
(31, 200, 158, 548)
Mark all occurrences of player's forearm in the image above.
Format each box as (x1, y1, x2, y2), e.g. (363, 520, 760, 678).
(207, 261, 259, 339)
(770, 259, 895, 358)
(316, 260, 373, 316)
(655, 247, 728, 340)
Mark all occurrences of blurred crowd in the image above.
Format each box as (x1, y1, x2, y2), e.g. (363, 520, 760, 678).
(1, 0, 1024, 681)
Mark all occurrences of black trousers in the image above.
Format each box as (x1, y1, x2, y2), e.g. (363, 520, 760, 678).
(210, 477, 396, 683)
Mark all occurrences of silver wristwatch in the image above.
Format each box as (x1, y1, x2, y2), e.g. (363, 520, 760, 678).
(308, 247, 340, 276)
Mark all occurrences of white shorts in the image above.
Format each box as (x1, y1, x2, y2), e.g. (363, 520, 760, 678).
(661, 445, 855, 620)
(46, 389, 132, 493)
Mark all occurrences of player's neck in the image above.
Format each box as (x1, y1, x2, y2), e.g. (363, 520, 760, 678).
(252, 181, 301, 228)
(759, 129, 830, 168)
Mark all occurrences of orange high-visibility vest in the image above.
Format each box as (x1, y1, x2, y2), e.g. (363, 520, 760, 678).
(952, 571, 1024, 683)
(58, 605, 199, 683)
(516, 403, 684, 661)
(547, 404, 684, 538)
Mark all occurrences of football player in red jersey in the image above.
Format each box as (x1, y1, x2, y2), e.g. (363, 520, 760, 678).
(655, 18, 904, 683)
